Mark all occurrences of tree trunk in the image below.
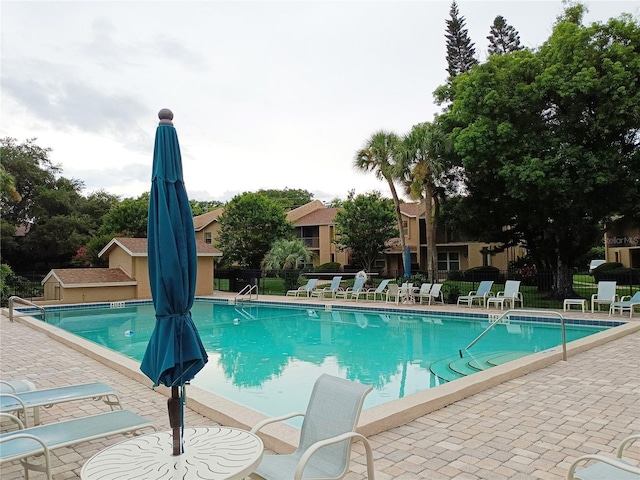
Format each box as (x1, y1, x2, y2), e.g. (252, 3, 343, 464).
(387, 180, 407, 276)
(555, 259, 576, 299)
(424, 184, 438, 281)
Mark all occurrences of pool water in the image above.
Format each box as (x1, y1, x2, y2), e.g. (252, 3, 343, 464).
(42, 301, 608, 420)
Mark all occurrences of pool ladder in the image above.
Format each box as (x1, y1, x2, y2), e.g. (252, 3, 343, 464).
(233, 284, 258, 304)
(8, 296, 45, 322)
(459, 309, 567, 361)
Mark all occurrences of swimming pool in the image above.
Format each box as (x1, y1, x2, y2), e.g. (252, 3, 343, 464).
(34, 299, 616, 422)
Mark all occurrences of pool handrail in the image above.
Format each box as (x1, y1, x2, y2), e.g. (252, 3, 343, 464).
(8, 296, 45, 323)
(234, 284, 258, 304)
(460, 309, 567, 361)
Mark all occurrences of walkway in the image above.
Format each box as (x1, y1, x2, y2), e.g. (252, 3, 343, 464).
(1, 306, 639, 479)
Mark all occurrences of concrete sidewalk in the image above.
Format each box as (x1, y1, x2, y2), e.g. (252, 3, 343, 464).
(1, 310, 639, 479)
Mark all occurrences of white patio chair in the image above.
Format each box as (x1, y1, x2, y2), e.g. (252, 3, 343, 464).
(287, 278, 319, 297)
(486, 280, 523, 310)
(311, 276, 343, 300)
(566, 433, 640, 479)
(591, 281, 618, 313)
(415, 283, 433, 304)
(250, 374, 375, 480)
(457, 281, 494, 307)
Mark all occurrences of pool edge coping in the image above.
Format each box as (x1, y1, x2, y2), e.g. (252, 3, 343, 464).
(6, 308, 639, 454)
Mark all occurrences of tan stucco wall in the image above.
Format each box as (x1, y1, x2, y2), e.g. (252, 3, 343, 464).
(51, 285, 138, 303)
(131, 257, 150, 299)
(108, 248, 134, 276)
(43, 279, 61, 301)
(196, 223, 221, 246)
(196, 258, 215, 296)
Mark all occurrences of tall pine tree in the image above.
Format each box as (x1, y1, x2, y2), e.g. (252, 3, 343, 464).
(487, 15, 523, 55)
(445, 1, 478, 77)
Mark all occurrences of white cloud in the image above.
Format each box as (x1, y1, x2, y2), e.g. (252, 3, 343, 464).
(2, 1, 636, 203)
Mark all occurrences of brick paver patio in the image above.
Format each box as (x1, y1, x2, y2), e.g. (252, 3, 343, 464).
(1, 309, 638, 479)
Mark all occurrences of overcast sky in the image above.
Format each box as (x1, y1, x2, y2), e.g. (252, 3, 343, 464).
(2, 1, 637, 203)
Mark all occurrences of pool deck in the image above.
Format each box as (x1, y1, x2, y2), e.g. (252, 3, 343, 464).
(1, 295, 639, 479)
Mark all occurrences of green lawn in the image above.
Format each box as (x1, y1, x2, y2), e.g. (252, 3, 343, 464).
(217, 274, 636, 311)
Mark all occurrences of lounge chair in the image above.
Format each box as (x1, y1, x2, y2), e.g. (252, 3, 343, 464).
(424, 283, 445, 305)
(335, 276, 366, 301)
(0, 380, 36, 394)
(0, 410, 157, 479)
(311, 276, 342, 300)
(566, 433, 640, 479)
(0, 382, 121, 427)
(457, 281, 494, 307)
(415, 283, 433, 304)
(609, 291, 640, 318)
(249, 374, 375, 480)
(286, 278, 319, 297)
(486, 280, 523, 310)
(591, 281, 618, 313)
(366, 279, 391, 301)
(385, 283, 401, 304)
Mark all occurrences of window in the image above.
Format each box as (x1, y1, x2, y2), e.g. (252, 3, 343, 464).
(402, 220, 409, 237)
(438, 252, 460, 271)
(204, 232, 212, 244)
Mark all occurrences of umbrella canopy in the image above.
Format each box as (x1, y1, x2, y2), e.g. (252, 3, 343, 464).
(404, 245, 411, 278)
(140, 109, 208, 455)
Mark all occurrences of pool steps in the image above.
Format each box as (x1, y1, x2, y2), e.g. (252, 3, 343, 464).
(429, 350, 529, 382)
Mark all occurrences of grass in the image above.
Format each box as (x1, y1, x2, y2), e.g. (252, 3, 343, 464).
(217, 274, 637, 311)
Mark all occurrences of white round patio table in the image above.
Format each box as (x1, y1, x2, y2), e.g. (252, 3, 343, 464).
(81, 426, 263, 480)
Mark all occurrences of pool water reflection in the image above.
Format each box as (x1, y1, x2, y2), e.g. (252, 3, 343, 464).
(43, 301, 607, 420)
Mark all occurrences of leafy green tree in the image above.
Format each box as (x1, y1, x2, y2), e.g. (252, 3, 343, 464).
(440, 9, 640, 297)
(262, 239, 313, 270)
(445, 1, 478, 77)
(0, 263, 15, 304)
(397, 122, 451, 276)
(487, 15, 523, 55)
(256, 188, 314, 211)
(189, 199, 224, 216)
(80, 190, 120, 222)
(334, 191, 398, 273)
(0, 164, 21, 203)
(99, 192, 150, 238)
(0, 137, 58, 225)
(354, 130, 409, 274)
(217, 192, 293, 269)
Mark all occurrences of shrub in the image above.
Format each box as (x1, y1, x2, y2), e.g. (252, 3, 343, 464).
(593, 262, 623, 273)
(446, 285, 461, 304)
(462, 266, 503, 283)
(594, 266, 640, 285)
(447, 270, 465, 281)
(314, 262, 341, 272)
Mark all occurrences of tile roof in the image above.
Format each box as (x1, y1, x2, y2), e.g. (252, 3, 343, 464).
(294, 207, 341, 226)
(399, 202, 423, 217)
(99, 237, 217, 258)
(42, 268, 136, 287)
(193, 207, 224, 231)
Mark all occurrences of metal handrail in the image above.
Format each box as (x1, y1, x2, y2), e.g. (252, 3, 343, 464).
(460, 309, 567, 361)
(8, 296, 45, 322)
(234, 284, 258, 303)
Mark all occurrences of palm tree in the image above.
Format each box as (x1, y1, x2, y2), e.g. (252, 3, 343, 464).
(398, 122, 449, 278)
(354, 130, 409, 275)
(261, 238, 313, 270)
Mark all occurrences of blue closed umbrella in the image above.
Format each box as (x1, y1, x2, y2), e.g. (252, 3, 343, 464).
(404, 245, 411, 278)
(140, 108, 208, 456)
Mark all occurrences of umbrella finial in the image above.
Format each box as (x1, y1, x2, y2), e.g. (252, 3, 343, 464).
(158, 108, 174, 125)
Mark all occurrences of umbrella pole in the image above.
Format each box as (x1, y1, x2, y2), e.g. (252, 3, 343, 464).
(168, 386, 182, 455)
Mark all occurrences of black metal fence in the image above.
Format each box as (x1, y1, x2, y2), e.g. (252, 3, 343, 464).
(1, 272, 46, 307)
(5, 268, 638, 311)
(216, 268, 640, 311)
